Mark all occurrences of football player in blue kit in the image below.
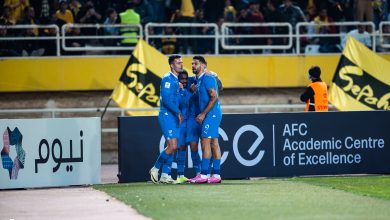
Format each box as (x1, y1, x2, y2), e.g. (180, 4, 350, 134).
(189, 56, 223, 184)
(175, 70, 193, 184)
(149, 54, 184, 184)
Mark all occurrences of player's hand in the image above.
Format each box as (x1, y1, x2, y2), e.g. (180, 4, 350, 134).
(178, 112, 184, 124)
(179, 82, 184, 89)
(190, 83, 196, 93)
(196, 113, 205, 124)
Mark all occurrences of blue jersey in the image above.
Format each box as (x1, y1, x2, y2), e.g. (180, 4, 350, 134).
(197, 73, 222, 117)
(188, 76, 200, 118)
(159, 72, 180, 116)
(158, 72, 181, 140)
(179, 88, 192, 120)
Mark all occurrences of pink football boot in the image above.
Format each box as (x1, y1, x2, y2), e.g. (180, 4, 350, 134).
(189, 174, 208, 184)
(207, 175, 222, 184)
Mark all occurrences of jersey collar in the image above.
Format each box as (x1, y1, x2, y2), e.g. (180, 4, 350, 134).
(169, 71, 178, 79)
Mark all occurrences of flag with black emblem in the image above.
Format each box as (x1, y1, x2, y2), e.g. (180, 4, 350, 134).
(111, 39, 166, 115)
(329, 36, 390, 111)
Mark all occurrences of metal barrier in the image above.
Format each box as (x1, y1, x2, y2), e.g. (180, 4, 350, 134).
(2, 21, 390, 57)
(296, 21, 375, 54)
(220, 22, 293, 51)
(379, 21, 390, 49)
(0, 24, 60, 56)
(145, 22, 219, 54)
(61, 23, 143, 52)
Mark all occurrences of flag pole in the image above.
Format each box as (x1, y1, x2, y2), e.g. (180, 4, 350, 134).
(101, 97, 112, 121)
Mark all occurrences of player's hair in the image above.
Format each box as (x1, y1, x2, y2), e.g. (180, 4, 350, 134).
(168, 54, 182, 65)
(193, 56, 207, 66)
(178, 70, 188, 80)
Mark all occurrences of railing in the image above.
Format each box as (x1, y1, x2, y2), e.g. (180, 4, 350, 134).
(379, 21, 390, 49)
(0, 24, 60, 56)
(1, 21, 390, 57)
(296, 21, 376, 54)
(145, 22, 219, 54)
(220, 22, 293, 50)
(61, 23, 143, 52)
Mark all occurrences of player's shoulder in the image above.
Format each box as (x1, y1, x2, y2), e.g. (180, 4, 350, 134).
(206, 71, 218, 77)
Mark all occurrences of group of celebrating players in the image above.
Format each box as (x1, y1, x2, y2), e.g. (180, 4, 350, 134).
(149, 55, 223, 184)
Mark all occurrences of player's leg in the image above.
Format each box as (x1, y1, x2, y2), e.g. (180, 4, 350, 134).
(189, 141, 201, 174)
(208, 138, 222, 184)
(150, 114, 178, 184)
(176, 145, 188, 184)
(159, 138, 177, 184)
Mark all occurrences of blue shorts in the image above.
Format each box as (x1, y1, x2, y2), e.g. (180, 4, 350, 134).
(201, 113, 222, 138)
(186, 117, 201, 143)
(178, 121, 188, 147)
(158, 112, 180, 140)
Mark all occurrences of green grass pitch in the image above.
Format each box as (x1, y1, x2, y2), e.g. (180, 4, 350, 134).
(94, 175, 390, 220)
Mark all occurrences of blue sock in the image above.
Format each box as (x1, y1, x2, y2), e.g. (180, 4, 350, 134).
(153, 151, 169, 169)
(200, 158, 210, 175)
(191, 151, 201, 174)
(213, 159, 221, 175)
(177, 150, 186, 176)
(208, 157, 214, 175)
(162, 154, 174, 175)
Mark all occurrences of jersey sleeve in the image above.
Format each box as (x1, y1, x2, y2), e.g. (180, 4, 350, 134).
(161, 77, 180, 115)
(204, 75, 217, 93)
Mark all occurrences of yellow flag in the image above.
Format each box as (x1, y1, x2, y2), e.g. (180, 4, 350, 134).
(329, 36, 390, 110)
(111, 39, 168, 115)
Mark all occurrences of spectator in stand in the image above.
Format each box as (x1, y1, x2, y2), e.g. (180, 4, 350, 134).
(279, 0, 306, 52)
(65, 26, 85, 55)
(76, 0, 102, 40)
(279, 0, 306, 30)
(373, 0, 387, 29)
(18, 25, 45, 56)
(76, 0, 102, 24)
(133, 0, 154, 26)
(4, 0, 29, 23)
(224, 0, 237, 22)
(1, 6, 16, 24)
(18, 6, 38, 36)
(342, 24, 372, 49)
(69, 0, 82, 18)
(376, 24, 390, 52)
(170, 0, 201, 54)
(195, 9, 214, 54)
(235, 5, 251, 53)
(56, 0, 74, 24)
(247, 1, 266, 53)
(313, 8, 340, 53)
(30, 0, 53, 24)
(41, 24, 58, 56)
(161, 26, 177, 54)
(103, 8, 119, 47)
(0, 19, 20, 56)
(354, 0, 374, 32)
(264, 0, 287, 54)
(119, 1, 140, 49)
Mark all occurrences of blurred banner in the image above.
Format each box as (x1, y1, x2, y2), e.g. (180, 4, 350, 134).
(111, 39, 166, 115)
(118, 111, 390, 182)
(0, 118, 101, 189)
(329, 36, 390, 110)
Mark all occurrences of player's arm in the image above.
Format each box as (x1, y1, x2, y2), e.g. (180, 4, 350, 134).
(300, 86, 314, 102)
(196, 78, 218, 124)
(161, 78, 180, 116)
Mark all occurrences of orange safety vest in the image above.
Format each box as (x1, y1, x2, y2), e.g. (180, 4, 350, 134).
(305, 81, 329, 112)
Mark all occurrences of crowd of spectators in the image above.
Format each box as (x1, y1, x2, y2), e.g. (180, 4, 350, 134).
(1, 0, 390, 56)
